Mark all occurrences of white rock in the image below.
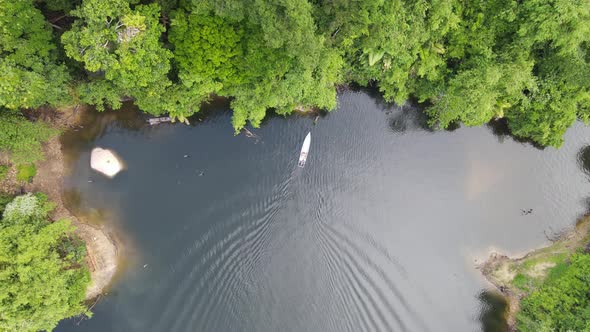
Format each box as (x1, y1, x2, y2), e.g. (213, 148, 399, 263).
(90, 147, 124, 178)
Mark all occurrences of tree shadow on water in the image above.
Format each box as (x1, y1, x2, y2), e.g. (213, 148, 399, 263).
(478, 290, 509, 332)
(576, 145, 590, 176)
(385, 104, 434, 134)
(486, 118, 545, 150)
(575, 146, 590, 223)
(351, 84, 435, 134)
(187, 96, 232, 125)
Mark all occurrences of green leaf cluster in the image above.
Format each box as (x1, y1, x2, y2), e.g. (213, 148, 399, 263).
(0, 112, 57, 164)
(170, 0, 343, 131)
(3, 0, 590, 146)
(0, 0, 71, 110)
(0, 194, 12, 216)
(0, 194, 90, 332)
(62, 0, 183, 116)
(16, 164, 37, 183)
(517, 253, 590, 332)
(316, 0, 590, 147)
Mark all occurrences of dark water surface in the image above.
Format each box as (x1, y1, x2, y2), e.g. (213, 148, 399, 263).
(57, 91, 590, 331)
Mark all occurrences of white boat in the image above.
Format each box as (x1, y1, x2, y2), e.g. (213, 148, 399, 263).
(298, 132, 311, 167)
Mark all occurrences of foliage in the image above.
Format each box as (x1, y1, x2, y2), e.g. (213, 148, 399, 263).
(171, 0, 342, 131)
(0, 194, 90, 332)
(3, 0, 590, 146)
(0, 194, 12, 216)
(38, 0, 81, 12)
(0, 0, 71, 110)
(0, 165, 8, 182)
(16, 164, 37, 183)
(0, 112, 57, 164)
(62, 0, 195, 120)
(314, 0, 590, 147)
(512, 273, 532, 292)
(517, 253, 590, 332)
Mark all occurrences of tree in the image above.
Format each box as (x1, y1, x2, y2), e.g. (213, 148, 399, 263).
(505, 0, 590, 146)
(315, 0, 460, 103)
(38, 0, 81, 12)
(425, 0, 590, 147)
(62, 0, 199, 121)
(312, 0, 590, 147)
(0, 0, 71, 110)
(7, 0, 586, 146)
(517, 253, 590, 331)
(0, 194, 90, 332)
(172, 0, 342, 131)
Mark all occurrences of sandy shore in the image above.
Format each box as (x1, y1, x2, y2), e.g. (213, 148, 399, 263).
(0, 106, 119, 300)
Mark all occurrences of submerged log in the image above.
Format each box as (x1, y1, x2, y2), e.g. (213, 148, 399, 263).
(147, 117, 171, 125)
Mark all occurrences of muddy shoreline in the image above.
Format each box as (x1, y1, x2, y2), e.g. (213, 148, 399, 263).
(0, 106, 119, 300)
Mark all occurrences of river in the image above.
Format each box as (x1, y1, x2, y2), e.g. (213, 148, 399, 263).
(56, 90, 590, 331)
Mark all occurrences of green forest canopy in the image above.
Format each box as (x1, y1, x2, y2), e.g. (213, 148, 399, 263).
(0, 194, 90, 332)
(1, 0, 589, 146)
(517, 253, 590, 332)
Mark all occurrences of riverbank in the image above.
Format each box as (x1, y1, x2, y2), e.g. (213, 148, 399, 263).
(481, 215, 590, 329)
(0, 105, 119, 300)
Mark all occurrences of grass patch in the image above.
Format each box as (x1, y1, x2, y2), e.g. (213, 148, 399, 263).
(544, 259, 570, 283)
(511, 273, 533, 292)
(0, 111, 57, 164)
(0, 164, 8, 181)
(520, 252, 565, 270)
(16, 164, 36, 183)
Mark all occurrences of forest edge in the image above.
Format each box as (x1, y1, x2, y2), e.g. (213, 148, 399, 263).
(480, 215, 590, 329)
(0, 105, 119, 301)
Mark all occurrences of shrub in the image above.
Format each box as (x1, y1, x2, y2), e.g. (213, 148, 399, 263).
(0, 193, 12, 216)
(516, 253, 590, 332)
(0, 111, 57, 164)
(16, 164, 36, 183)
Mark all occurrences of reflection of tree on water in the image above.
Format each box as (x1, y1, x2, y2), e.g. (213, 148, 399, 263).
(62, 188, 114, 226)
(577, 145, 590, 176)
(486, 118, 544, 149)
(478, 291, 509, 332)
(60, 103, 146, 168)
(356, 85, 434, 134)
(60, 98, 233, 167)
(575, 146, 590, 223)
(386, 104, 433, 133)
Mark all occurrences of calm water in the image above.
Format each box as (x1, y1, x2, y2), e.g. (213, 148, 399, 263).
(57, 90, 590, 332)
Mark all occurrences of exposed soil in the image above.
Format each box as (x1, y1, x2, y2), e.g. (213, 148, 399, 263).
(0, 105, 119, 300)
(480, 253, 521, 329)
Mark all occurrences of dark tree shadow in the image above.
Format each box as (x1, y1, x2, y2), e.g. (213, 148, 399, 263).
(486, 118, 545, 150)
(576, 145, 590, 176)
(478, 291, 509, 332)
(386, 104, 433, 133)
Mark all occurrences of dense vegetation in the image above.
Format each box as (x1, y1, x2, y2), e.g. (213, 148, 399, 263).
(1, 1, 590, 329)
(517, 253, 590, 331)
(1, 0, 589, 146)
(0, 111, 57, 164)
(0, 0, 71, 110)
(0, 194, 90, 331)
